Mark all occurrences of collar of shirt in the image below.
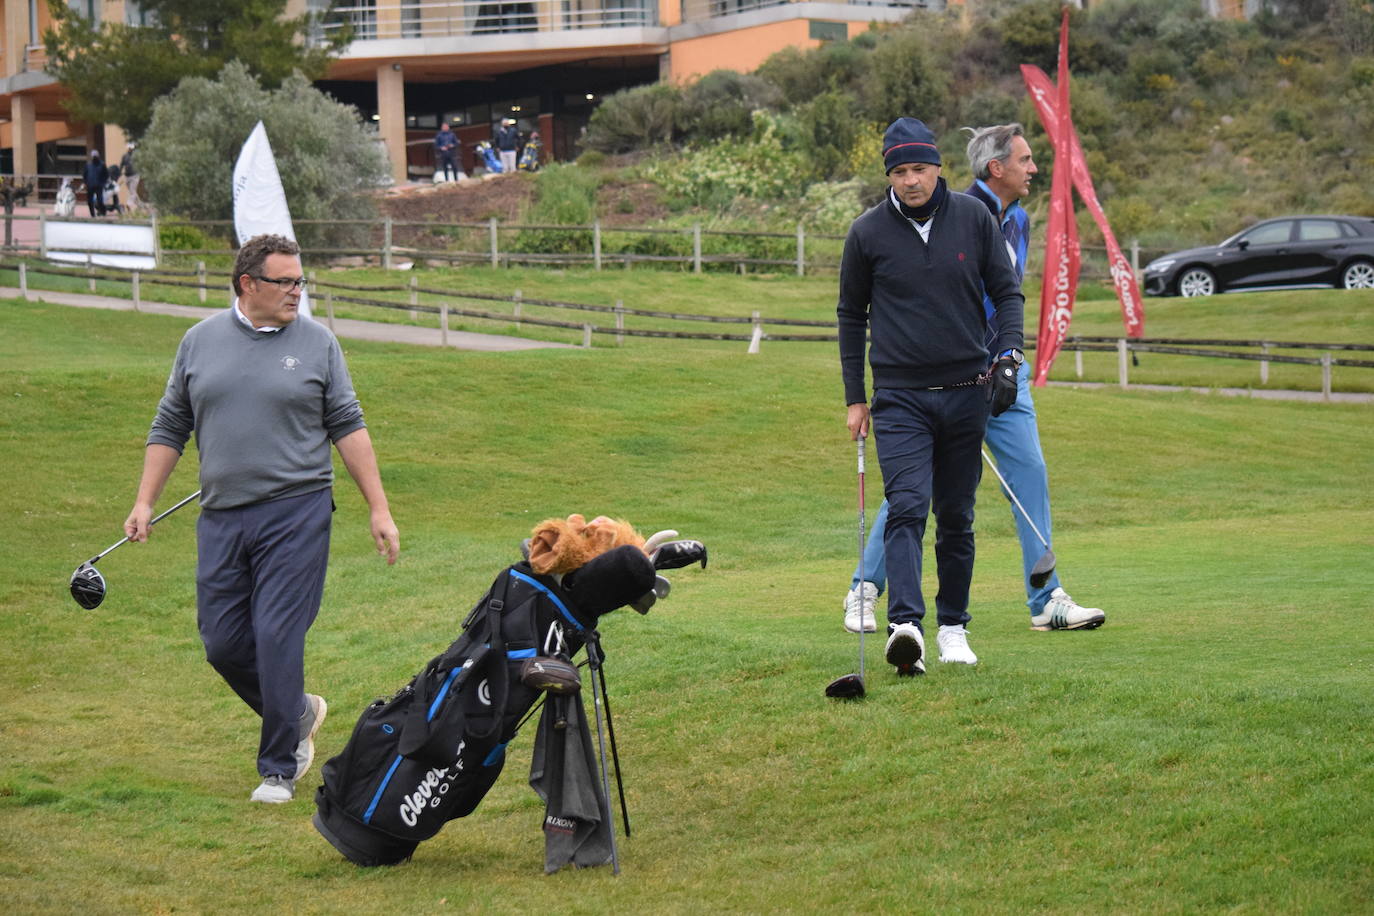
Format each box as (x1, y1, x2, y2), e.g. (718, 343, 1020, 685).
(972, 178, 1022, 228)
(232, 298, 282, 333)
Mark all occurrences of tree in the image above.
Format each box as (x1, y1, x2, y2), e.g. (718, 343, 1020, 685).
(43, 0, 348, 138)
(137, 61, 388, 248)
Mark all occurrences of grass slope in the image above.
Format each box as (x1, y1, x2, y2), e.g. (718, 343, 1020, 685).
(2, 296, 1372, 913)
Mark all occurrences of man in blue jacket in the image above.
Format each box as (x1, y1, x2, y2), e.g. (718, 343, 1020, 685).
(842, 124, 1105, 636)
(434, 122, 461, 181)
(838, 117, 1024, 676)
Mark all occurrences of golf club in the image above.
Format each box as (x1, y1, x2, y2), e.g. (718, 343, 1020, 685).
(979, 449, 1056, 589)
(69, 490, 201, 610)
(826, 435, 867, 700)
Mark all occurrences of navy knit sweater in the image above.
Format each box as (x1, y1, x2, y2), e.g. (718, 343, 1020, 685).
(837, 190, 1025, 403)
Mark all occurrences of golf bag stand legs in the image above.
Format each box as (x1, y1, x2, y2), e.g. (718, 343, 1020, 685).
(585, 629, 626, 875)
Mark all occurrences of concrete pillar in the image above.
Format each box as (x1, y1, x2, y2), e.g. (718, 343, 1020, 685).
(11, 95, 36, 176)
(377, 63, 407, 184)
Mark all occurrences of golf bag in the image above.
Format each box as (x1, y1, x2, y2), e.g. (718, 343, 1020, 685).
(475, 140, 503, 174)
(313, 546, 657, 866)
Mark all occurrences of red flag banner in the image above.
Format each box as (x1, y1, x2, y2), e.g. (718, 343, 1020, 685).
(1022, 64, 1146, 339)
(1032, 7, 1081, 387)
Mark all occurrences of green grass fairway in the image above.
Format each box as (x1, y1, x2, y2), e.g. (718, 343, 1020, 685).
(3, 296, 1373, 913)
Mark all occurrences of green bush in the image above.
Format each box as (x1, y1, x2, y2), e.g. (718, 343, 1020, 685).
(158, 220, 220, 252)
(581, 83, 681, 153)
(678, 70, 782, 143)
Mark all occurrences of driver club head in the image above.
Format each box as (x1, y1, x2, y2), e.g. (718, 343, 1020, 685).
(825, 673, 866, 700)
(69, 563, 107, 610)
(1030, 548, 1057, 590)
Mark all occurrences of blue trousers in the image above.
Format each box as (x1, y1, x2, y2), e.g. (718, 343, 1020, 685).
(869, 386, 989, 632)
(196, 488, 333, 779)
(852, 365, 1061, 616)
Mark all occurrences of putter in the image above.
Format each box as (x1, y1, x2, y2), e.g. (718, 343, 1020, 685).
(826, 435, 867, 700)
(980, 449, 1056, 589)
(69, 490, 201, 610)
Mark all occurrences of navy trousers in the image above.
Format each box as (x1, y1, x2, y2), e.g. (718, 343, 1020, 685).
(196, 488, 333, 779)
(870, 386, 989, 632)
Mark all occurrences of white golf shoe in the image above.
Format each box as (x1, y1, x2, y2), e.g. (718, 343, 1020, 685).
(295, 693, 328, 780)
(884, 622, 925, 677)
(937, 625, 978, 665)
(1031, 588, 1106, 631)
(843, 582, 879, 633)
(250, 775, 295, 804)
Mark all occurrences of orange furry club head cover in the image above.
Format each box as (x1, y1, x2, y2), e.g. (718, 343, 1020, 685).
(528, 514, 646, 576)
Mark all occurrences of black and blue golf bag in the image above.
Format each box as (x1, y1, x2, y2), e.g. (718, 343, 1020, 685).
(312, 545, 664, 867)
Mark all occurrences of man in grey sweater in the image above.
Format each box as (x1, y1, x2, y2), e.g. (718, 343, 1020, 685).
(124, 234, 400, 804)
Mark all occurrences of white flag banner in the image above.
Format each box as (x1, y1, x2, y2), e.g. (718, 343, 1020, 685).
(232, 121, 311, 318)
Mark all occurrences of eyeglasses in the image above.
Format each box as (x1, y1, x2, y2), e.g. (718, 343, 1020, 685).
(253, 275, 307, 292)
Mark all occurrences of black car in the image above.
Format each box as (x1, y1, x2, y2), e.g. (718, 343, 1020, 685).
(1142, 215, 1374, 297)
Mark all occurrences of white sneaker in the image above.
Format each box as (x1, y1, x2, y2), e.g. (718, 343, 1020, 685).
(884, 622, 925, 677)
(1031, 588, 1106, 631)
(295, 694, 328, 780)
(843, 582, 878, 633)
(250, 774, 295, 804)
(937, 624, 978, 664)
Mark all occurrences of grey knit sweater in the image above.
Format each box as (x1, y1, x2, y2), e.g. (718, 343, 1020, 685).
(147, 310, 366, 510)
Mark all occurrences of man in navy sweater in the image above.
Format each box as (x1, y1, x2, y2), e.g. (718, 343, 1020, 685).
(841, 124, 1105, 636)
(838, 117, 1024, 676)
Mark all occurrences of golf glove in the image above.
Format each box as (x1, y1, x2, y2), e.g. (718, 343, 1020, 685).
(989, 356, 1019, 417)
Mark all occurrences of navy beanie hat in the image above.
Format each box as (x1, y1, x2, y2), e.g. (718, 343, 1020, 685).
(883, 118, 941, 173)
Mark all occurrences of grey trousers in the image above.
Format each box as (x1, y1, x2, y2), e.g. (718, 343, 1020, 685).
(195, 488, 332, 778)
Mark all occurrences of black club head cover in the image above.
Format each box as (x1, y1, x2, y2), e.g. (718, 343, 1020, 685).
(650, 539, 708, 570)
(559, 544, 657, 617)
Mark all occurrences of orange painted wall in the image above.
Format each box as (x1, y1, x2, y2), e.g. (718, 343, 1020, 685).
(668, 20, 875, 83)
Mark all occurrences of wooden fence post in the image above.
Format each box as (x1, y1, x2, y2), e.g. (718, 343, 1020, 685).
(1075, 347, 1083, 378)
(614, 299, 624, 347)
(796, 222, 805, 277)
(692, 223, 702, 275)
(383, 216, 393, 271)
(513, 289, 522, 330)
(38, 211, 46, 259)
(489, 217, 499, 268)
(1322, 352, 1332, 402)
(440, 303, 449, 347)
(747, 311, 763, 354)
(18, 261, 26, 295)
(197, 261, 207, 303)
(132, 271, 140, 310)
(409, 275, 418, 321)
(87, 254, 95, 292)
(593, 220, 602, 271)
(582, 324, 593, 348)
(151, 212, 161, 268)
(1259, 343, 1270, 385)
(1117, 339, 1129, 388)
(325, 290, 335, 332)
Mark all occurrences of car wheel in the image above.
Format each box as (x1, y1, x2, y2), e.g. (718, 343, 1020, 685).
(1341, 260, 1374, 290)
(1177, 267, 1216, 298)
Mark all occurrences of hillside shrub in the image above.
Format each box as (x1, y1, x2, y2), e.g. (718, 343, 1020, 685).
(581, 83, 681, 153)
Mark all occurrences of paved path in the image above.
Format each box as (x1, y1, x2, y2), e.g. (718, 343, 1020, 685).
(2, 285, 575, 352)
(1045, 379, 1373, 404)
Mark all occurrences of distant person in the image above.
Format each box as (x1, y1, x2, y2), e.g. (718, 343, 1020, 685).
(494, 118, 521, 174)
(123, 234, 401, 805)
(840, 123, 1106, 636)
(83, 150, 108, 217)
(434, 122, 461, 182)
(837, 117, 1024, 676)
(121, 142, 141, 211)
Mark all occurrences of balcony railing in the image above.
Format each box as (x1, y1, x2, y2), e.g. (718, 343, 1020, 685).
(679, 0, 932, 20)
(320, 0, 658, 42)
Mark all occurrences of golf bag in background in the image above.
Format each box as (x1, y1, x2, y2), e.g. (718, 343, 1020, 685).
(313, 545, 666, 867)
(475, 140, 503, 174)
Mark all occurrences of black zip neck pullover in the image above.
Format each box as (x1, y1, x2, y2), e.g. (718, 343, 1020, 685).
(837, 188, 1024, 403)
